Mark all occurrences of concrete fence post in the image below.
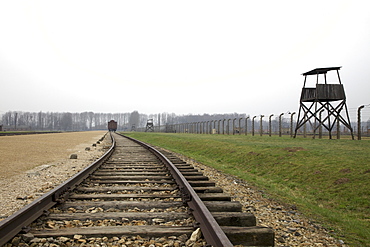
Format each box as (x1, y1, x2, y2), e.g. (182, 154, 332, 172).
(260, 115, 264, 136)
(239, 118, 243, 135)
(279, 113, 284, 137)
(358, 105, 365, 140)
(245, 117, 249, 135)
(252, 116, 256, 136)
(290, 112, 296, 138)
(269, 114, 274, 137)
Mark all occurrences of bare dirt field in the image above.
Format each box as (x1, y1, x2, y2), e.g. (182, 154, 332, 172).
(0, 131, 109, 218)
(0, 131, 107, 179)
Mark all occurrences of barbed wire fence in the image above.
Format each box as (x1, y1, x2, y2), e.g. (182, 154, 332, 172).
(137, 105, 370, 140)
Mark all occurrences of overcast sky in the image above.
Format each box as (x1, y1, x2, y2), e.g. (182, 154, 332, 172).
(1, 0, 370, 118)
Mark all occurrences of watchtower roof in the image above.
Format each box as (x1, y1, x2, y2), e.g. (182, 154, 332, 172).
(302, 67, 341, 76)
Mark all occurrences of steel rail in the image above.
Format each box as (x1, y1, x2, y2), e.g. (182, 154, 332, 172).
(0, 132, 116, 246)
(120, 133, 234, 247)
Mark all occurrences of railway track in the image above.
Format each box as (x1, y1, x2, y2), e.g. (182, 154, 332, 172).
(0, 132, 274, 246)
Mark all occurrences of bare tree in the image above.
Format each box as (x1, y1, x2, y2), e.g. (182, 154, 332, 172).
(129, 111, 140, 130)
(60, 112, 73, 131)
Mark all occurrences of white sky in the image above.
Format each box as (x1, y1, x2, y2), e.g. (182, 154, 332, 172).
(1, 0, 370, 117)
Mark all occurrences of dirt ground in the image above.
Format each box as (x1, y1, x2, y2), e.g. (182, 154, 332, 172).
(0, 131, 107, 179)
(0, 131, 110, 218)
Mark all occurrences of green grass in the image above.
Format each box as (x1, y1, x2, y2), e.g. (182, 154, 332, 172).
(122, 132, 370, 246)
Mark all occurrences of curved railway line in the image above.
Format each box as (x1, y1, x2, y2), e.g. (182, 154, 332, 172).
(0, 132, 274, 246)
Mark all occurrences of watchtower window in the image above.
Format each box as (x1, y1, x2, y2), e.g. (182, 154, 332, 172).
(316, 84, 345, 101)
(301, 88, 316, 102)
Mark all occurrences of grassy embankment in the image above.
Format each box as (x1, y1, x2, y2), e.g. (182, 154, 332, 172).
(123, 132, 370, 246)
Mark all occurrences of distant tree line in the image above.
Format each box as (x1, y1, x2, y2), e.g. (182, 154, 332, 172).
(1, 111, 130, 131)
(0, 111, 247, 131)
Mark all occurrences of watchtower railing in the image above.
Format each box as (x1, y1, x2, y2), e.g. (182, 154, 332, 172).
(301, 84, 345, 102)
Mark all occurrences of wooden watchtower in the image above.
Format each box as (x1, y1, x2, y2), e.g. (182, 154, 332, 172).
(145, 119, 154, 132)
(294, 67, 354, 139)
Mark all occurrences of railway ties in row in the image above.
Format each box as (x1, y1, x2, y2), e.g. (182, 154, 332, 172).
(2, 133, 274, 246)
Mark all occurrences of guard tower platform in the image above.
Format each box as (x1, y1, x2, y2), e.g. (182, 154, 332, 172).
(145, 119, 154, 132)
(294, 67, 354, 139)
(300, 67, 345, 102)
